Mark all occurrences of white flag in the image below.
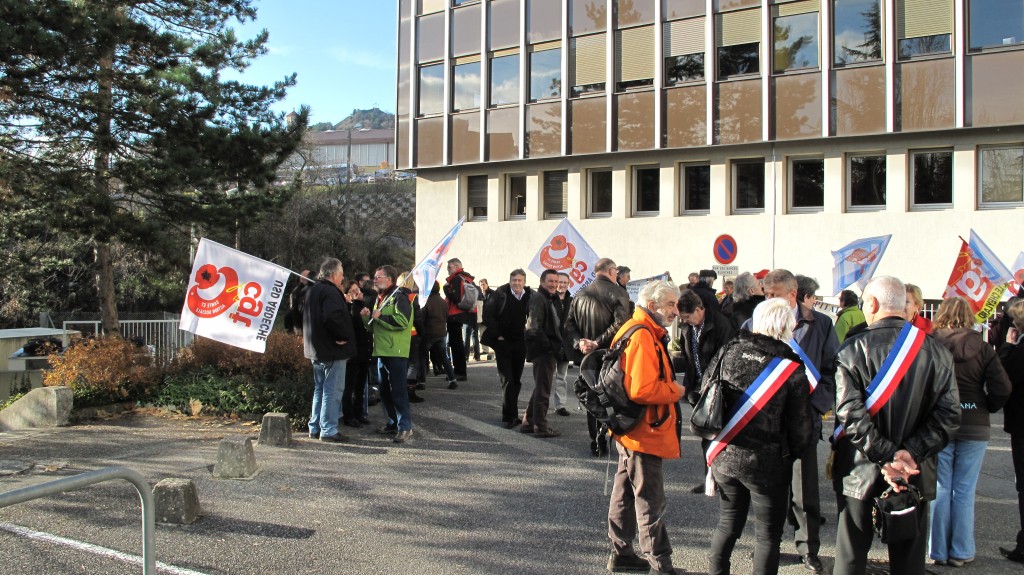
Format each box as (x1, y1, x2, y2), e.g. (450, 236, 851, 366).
(411, 218, 465, 307)
(626, 274, 672, 303)
(179, 239, 292, 353)
(527, 218, 601, 295)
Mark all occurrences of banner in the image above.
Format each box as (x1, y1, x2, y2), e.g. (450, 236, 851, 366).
(830, 234, 891, 295)
(1006, 252, 1024, 300)
(179, 239, 292, 353)
(527, 218, 601, 295)
(626, 273, 672, 303)
(411, 217, 466, 307)
(943, 232, 1010, 323)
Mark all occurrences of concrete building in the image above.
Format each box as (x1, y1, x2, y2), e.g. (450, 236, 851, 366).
(396, 0, 1024, 297)
(305, 128, 397, 174)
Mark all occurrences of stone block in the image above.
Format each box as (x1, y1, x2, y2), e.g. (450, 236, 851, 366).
(0, 386, 73, 431)
(258, 412, 291, 447)
(153, 478, 201, 524)
(213, 437, 257, 479)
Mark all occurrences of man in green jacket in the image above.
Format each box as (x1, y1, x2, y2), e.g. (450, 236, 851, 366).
(834, 290, 866, 343)
(361, 265, 415, 444)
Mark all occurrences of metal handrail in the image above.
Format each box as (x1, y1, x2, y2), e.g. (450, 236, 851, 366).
(0, 466, 156, 574)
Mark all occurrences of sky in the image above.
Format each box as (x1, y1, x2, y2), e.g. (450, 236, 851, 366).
(229, 1, 398, 126)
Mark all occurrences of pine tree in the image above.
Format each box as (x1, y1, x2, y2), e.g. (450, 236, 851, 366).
(0, 0, 308, 333)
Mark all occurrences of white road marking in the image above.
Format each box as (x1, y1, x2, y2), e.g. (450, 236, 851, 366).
(0, 521, 212, 575)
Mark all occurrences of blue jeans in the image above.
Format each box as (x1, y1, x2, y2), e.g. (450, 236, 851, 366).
(377, 356, 412, 431)
(929, 439, 988, 561)
(309, 359, 347, 439)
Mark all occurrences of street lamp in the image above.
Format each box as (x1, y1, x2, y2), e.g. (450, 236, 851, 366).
(346, 122, 363, 183)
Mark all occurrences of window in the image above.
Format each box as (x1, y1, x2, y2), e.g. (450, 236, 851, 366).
(633, 166, 661, 215)
(910, 150, 953, 207)
(680, 164, 711, 213)
(772, 3, 819, 73)
(506, 175, 527, 219)
(543, 170, 569, 218)
(717, 9, 761, 79)
(572, 33, 607, 95)
(664, 17, 706, 84)
(419, 0, 445, 14)
(790, 158, 824, 210)
(978, 146, 1024, 205)
(733, 159, 765, 211)
(615, 26, 655, 91)
(530, 45, 562, 101)
(970, 0, 1024, 50)
(848, 154, 887, 209)
(589, 169, 613, 216)
(452, 59, 481, 111)
(490, 52, 520, 107)
(418, 64, 444, 116)
(467, 175, 488, 220)
(833, 0, 882, 65)
(897, 0, 952, 59)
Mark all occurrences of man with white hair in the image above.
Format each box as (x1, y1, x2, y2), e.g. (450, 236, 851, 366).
(605, 280, 687, 575)
(832, 276, 960, 575)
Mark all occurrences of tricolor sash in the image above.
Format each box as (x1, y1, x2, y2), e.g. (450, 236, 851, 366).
(704, 357, 800, 494)
(832, 322, 926, 442)
(788, 338, 821, 393)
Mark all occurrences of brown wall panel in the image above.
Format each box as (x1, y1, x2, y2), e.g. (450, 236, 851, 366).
(572, 0, 608, 35)
(491, 0, 521, 49)
(418, 13, 445, 63)
(616, 0, 656, 27)
(452, 4, 483, 57)
(664, 85, 707, 148)
(773, 73, 821, 140)
(530, 0, 564, 42)
(397, 118, 410, 169)
(570, 97, 608, 154)
(832, 65, 886, 136)
(968, 51, 1024, 127)
(713, 0, 761, 12)
(616, 92, 655, 150)
(488, 107, 521, 161)
(451, 112, 482, 165)
(527, 102, 563, 157)
(897, 59, 955, 132)
(416, 116, 444, 167)
(663, 0, 706, 18)
(715, 79, 762, 144)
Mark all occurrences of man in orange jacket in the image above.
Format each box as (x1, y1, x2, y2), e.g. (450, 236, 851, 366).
(606, 280, 686, 575)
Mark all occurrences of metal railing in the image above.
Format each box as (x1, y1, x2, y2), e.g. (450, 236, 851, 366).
(63, 319, 193, 366)
(0, 466, 156, 574)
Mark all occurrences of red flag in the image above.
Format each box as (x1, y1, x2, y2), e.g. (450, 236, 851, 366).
(943, 240, 1006, 322)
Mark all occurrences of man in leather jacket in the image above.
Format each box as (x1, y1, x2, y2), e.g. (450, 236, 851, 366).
(832, 276, 960, 575)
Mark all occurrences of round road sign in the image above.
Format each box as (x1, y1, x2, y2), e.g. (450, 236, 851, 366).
(713, 235, 738, 265)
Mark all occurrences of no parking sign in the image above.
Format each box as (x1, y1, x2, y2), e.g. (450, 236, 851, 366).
(713, 234, 737, 265)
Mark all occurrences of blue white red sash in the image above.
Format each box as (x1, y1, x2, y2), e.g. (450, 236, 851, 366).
(832, 322, 926, 441)
(705, 357, 800, 468)
(788, 338, 821, 393)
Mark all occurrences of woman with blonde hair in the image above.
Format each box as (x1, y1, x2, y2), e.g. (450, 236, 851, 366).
(905, 283, 933, 334)
(929, 296, 1012, 566)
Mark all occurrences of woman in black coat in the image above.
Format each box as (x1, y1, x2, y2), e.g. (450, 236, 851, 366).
(1000, 300, 1024, 562)
(699, 297, 813, 575)
(342, 280, 373, 427)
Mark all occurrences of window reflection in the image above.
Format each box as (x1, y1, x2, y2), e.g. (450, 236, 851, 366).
(848, 154, 886, 207)
(791, 158, 824, 208)
(530, 48, 562, 101)
(773, 12, 819, 73)
(682, 164, 710, 211)
(969, 0, 1024, 50)
(665, 54, 705, 84)
(506, 175, 527, 219)
(911, 150, 953, 206)
(733, 159, 765, 210)
(979, 147, 1024, 204)
(833, 0, 881, 65)
(634, 166, 660, 214)
(719, 43, 760, 79)
(419, 64, 445, 115)
(590, 169, 613, 214)
(490, 54, 520, 107)
(453, 61, 481, 111)
(898, 34, 951, 59)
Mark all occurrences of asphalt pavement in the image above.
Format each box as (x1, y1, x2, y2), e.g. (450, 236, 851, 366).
(0, 360, 1021, 575)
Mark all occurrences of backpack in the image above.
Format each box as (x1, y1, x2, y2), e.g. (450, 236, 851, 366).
(457, 280, 480, 311)
(573, 324, 671, 436)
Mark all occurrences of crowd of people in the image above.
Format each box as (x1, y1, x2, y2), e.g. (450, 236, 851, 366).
(288, 255, 1024, 575)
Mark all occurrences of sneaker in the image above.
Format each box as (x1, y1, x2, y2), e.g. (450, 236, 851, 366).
(376, 424, 398, 435)
(392, 430, 413, 444)
(556, 407, 571, 417)
(946, 557, 974, 568)
(607, 552, 650, 572)
(319, 433, 348, 443)
(447, 380, 458, 390)
(534, 427, 561, 438)
(1001, 547, 1024, 563)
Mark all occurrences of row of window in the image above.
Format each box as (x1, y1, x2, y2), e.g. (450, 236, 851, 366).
(416, 0, 1023, 116)
(463, 145, 1024, 221)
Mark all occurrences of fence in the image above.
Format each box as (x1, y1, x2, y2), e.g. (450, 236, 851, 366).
(62, 320, 193, 366)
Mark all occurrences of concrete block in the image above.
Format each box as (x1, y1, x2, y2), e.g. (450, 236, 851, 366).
(212, 437, 257, 479)
(258, 412, 291, 447)
(0, 386, 73, 431)
(153, 478, 201, 524)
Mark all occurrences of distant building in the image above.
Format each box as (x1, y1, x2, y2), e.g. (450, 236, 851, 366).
(395, 0, 1024, 299)
(305, 128, 396, 173)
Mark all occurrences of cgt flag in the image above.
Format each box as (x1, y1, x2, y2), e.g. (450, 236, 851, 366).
(1005, 252, 1024, 300)
(943, 230, 1012, 323)
(528, 218, 601, 295)
(411, 217, 466, 307)
(831, 234, 892, 295)
(179, 238, 292, 353)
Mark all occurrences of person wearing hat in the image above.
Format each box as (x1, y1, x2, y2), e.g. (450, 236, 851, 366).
(692, 269, 722, 313)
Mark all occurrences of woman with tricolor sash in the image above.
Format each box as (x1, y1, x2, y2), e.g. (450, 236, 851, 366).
(701, 298, 814, 575)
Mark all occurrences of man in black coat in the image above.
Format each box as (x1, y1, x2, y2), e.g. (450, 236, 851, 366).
(832, 275, 960, 575)
(482, 268, 533, 428)
(523, 269, 563, 437)
(303, 257, 357, 443)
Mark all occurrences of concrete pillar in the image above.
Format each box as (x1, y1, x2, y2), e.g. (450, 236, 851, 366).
(258, 412, 291, 447)
(153, 478, 201, 524)
(213, 438, 257, 479)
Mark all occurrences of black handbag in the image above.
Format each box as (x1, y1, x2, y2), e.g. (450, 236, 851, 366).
(689, 345, 728, 439)
(872, 479, 923, 544)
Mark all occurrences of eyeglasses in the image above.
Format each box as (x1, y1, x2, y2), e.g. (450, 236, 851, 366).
(373, 275, 388, 280)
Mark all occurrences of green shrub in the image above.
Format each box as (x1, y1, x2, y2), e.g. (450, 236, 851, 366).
(44, 337, 161, 408)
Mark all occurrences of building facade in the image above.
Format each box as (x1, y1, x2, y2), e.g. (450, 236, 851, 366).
(396, 0, 1024, 297)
